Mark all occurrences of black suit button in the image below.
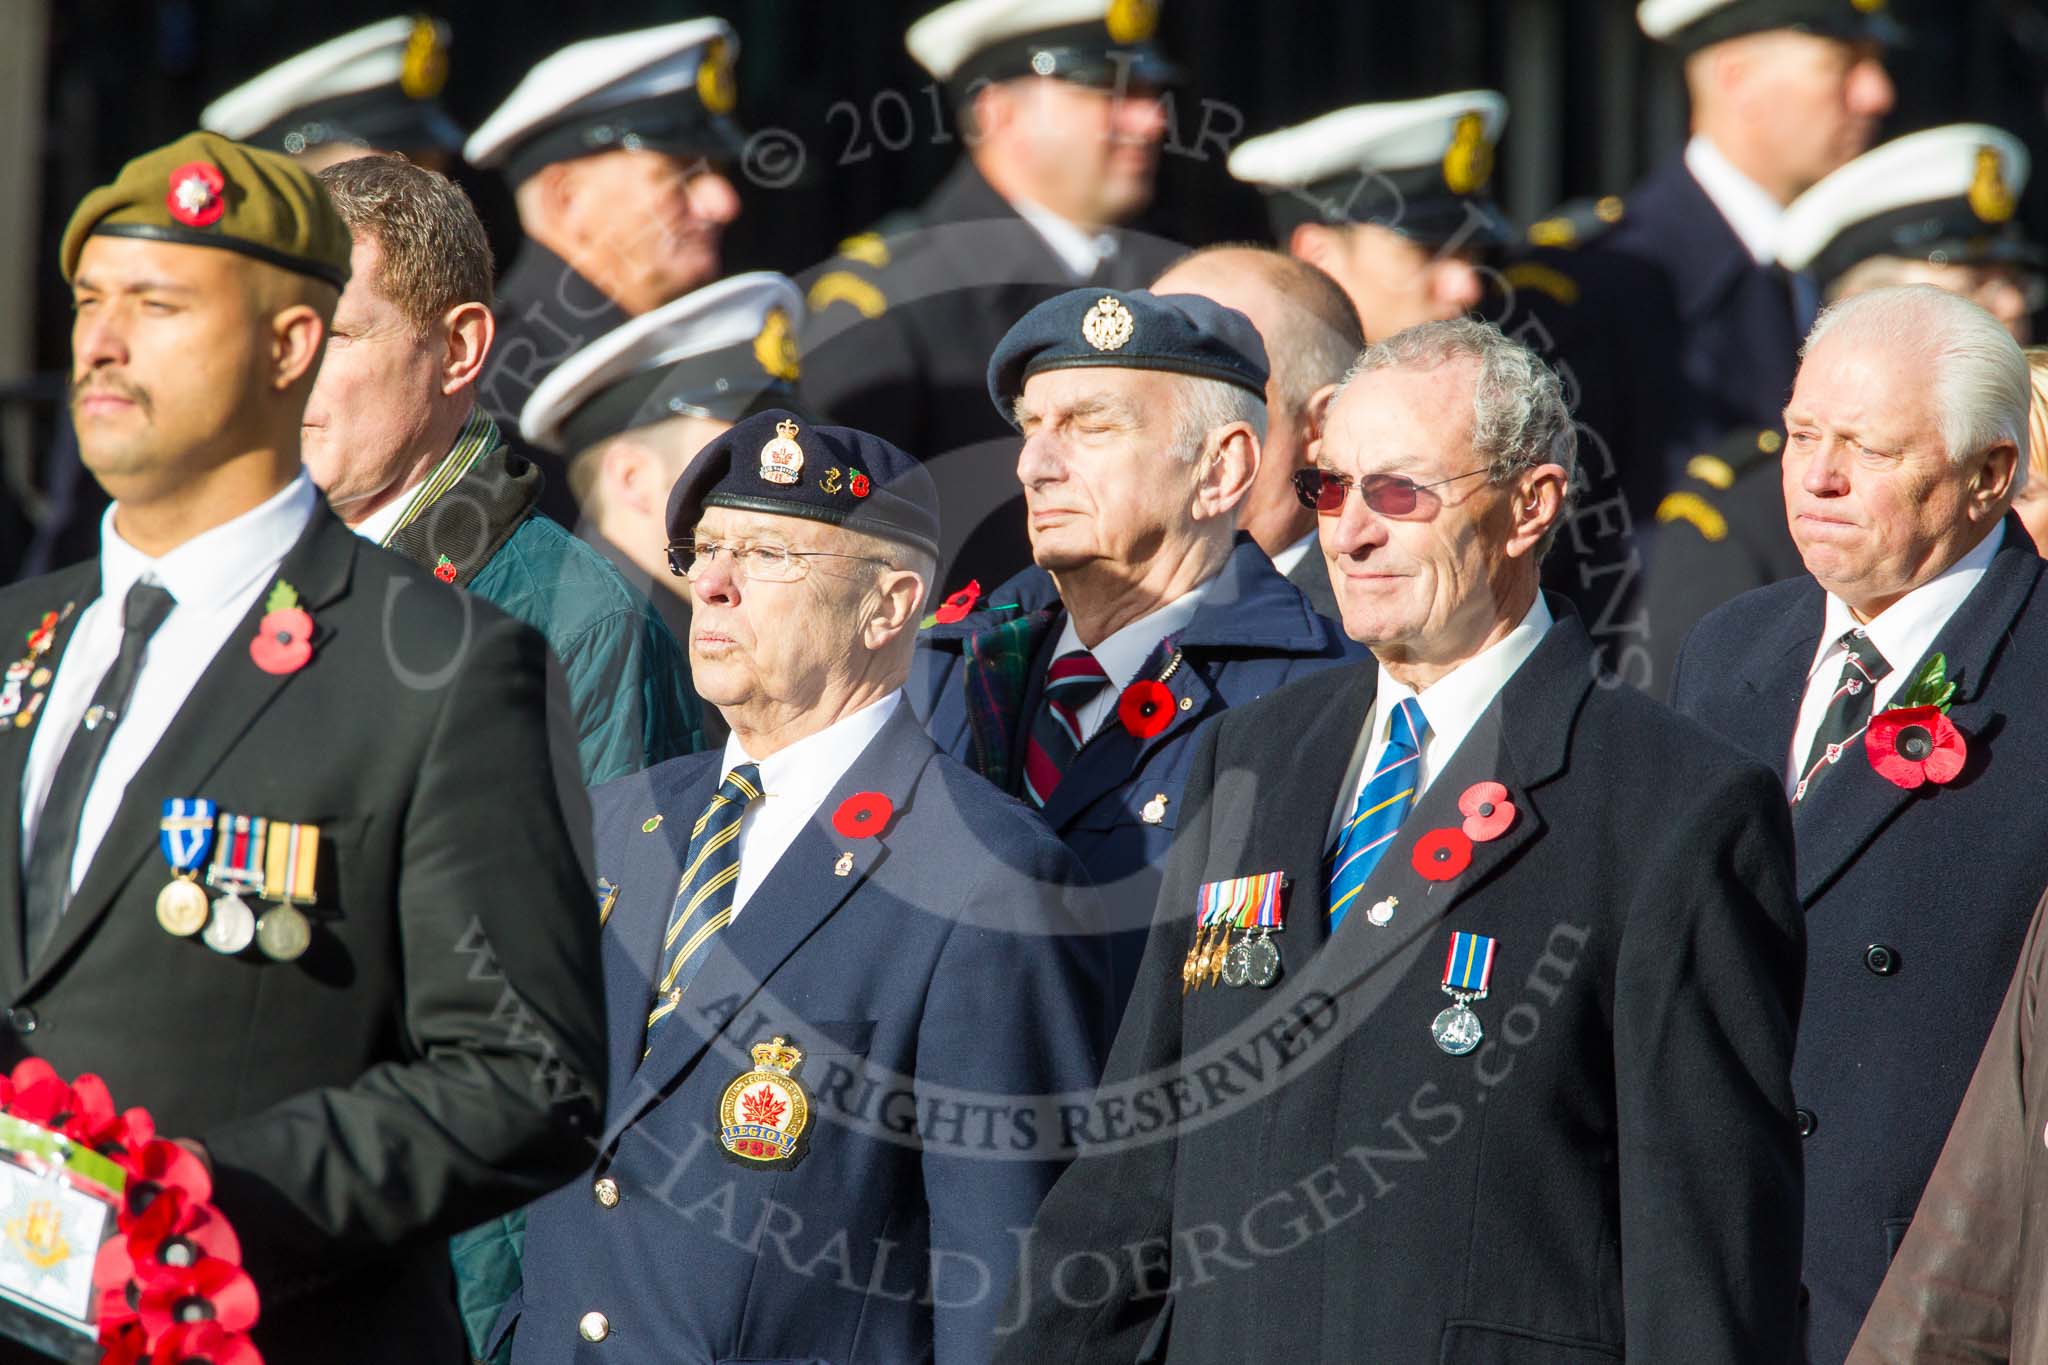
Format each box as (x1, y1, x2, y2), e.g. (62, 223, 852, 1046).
(7, 1007, 38, 1034)
(1864, 944, 1899, 976)
(1795, 1107, 1816, 1138)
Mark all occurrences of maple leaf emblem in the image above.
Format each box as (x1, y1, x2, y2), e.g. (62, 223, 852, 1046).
(741, 1084, 786, 1127)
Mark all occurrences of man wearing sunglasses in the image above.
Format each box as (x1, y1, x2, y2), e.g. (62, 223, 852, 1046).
(913, 288, 1363, 1024)
(999, 317, 1805, 1364)
(507, 409, 1109, 1364)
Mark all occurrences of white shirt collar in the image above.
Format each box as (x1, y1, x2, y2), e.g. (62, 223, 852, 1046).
(1008, 194, 1117, 280)
(100, 474, 319, 611)
(1269, 530, 1317, 579)
(721, 690, 903, 813)
(1813, 520, 2005, 689)
(350, 486, 412, 547)
(1685, 134, 1786, 265)
(1376, 594, 1554, 758)
(1052, 577, 1214, 693)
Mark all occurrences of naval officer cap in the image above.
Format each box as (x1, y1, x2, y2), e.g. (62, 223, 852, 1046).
(200, 16, 464, 160)
(667, 409, 941, 558)
(987, 288, 1269, 422)
(521, 272, 806, 454)
(1228, 91, 1514, 248)
(1637, 0, 1903, 56)
(907, 0, 1180, 92)
(1777, 124, 2040, 283)
(61, 130, 352, 290)
(465, 18, 745, 184)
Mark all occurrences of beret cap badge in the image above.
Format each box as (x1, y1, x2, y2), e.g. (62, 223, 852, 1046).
(166, 162, 226, 229)
(758, 418, 806, 484)
(1081, 295, 1135, 352)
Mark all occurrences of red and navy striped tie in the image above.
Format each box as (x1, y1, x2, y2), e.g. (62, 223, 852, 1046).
(1023, 649, 1110, 807)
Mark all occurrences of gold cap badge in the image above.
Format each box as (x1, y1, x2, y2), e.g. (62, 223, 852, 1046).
(1106, 0, 1161, 44)
(754, 306, 800, 383)
(1082, 295, 1135, 352)
(698, 37, 738, 116)
(1970, 146, 2016, 224)
(1442, 112, 1494, 196)
(758, 418, 805, 484)
(400, 18, 449, 100)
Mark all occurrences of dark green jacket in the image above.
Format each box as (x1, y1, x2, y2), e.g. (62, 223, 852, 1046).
(374, 411, 702, 1360)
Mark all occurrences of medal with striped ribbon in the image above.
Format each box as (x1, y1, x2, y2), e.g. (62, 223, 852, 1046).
(155, 799, 218, 937)
(1432, 930, 1496, 1055)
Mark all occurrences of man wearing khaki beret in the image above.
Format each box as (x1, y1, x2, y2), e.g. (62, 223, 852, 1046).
(0, 131, 603, 1361)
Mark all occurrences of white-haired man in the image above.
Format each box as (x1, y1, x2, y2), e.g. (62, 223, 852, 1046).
(1672, 284, 2048, 1364)
(913, 288, 1364, 1022)
(1002, 317, 1805, 1363)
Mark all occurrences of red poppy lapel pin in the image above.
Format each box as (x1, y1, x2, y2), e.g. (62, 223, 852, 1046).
(1413, 827, 1474, 882)
(1413, 779, 1518, 881)
(1118, 679, 1175, 739)
(926, 579, 981, 628)
(248, 580, 314, 675)
(1458, 781, 1517, 841)
(1867, 653, 1967, 790)
(433, 554, 457, 584)
(832, 791, 895, 839)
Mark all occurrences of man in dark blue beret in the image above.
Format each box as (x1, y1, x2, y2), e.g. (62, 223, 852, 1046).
(912, 288, 1365, 1022)
(505, 409, 1111, 1365)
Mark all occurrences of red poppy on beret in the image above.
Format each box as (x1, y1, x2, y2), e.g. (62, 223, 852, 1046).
(1118, 680, 1175, 739)
(1458, 781, 1516, 842)
(1867, 706, 1967, 789)
(1413, 827, 1474, 882)
(832, 791, 894, 839)
(165, 162, 226, 229)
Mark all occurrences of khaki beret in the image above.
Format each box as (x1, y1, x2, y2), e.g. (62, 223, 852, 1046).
(61, 130, 351, 290)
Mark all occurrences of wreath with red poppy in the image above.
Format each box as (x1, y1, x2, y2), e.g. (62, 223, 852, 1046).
(1866, 654, 1968, 791)
(831, 791, 895, 839)
(0, 1059, 263, 1363)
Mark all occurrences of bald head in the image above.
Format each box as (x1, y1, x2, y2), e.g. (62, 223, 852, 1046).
(1154, 244, 1365, 556)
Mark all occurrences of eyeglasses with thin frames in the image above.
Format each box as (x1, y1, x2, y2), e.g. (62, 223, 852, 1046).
(1291, 466, 1490, 518)
(668, 538, 894, 583)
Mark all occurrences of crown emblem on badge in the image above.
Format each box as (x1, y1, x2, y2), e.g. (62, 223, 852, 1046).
(1970, 146, 2016, 224)
(1082, 295, 1135, 352)
(1443, 112, 1494, 196)
(719, 1036, 811, 1163)
(752, 1037, 803, 1073)
(758, 418, 805, 484)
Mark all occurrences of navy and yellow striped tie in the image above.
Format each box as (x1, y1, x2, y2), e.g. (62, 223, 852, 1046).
(1326, 697, 1429, 931)
(644, 763, 762, 1054)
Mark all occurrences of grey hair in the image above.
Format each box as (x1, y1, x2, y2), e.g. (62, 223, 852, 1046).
(1335, 318, 1579, 552)
(1168, 375, 1268, 463)
(1803, 284, 2031, 497)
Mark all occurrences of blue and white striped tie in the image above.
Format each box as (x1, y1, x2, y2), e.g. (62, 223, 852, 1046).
(1326, 697, 1429, 931)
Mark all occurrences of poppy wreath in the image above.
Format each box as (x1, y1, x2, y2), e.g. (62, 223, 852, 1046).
(0, 1060, 263, 1363)
(1866, 653, 1968, 791)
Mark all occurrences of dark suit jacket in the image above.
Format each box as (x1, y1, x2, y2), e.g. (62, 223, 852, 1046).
(1672, 517, 2048, 1364)
(506, 703, 1110, 1364)
(912, 537, 1364, 1018)
(798, 161, 1184, 588)
(1850, 886, 2048, 1363)
(999, 607, 1806, 1365)
(1283, 543, 1339, 620)
(0, 506, 604, 1362)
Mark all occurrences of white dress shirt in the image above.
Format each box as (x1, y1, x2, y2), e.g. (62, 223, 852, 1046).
(1010, 194, 1117, 280)
(1323, 596, 1554, 850)
(20, 475, 319, 895)
(1784, 521, 2003, 794)
(720, 691, 902, 918)
(349, 485, 411, 547)
(1051, 578, 1213, 743)
(1269, 531, 1317, 580)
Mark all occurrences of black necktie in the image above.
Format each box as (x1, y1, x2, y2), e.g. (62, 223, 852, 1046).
(1794, 627, 1891, 804)
(23, 580, 177, 960)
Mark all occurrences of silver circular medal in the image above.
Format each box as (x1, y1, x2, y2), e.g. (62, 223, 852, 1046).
(256, 905, 312, 962)
(1220, 939, 1251, 987)
(202, 894, 257, 955)
(155, 878, 210, 937)
(1366, 897, 1397, 927)
(1244, 934, 1281, 988)
(1431, 1001, 1484, 1056)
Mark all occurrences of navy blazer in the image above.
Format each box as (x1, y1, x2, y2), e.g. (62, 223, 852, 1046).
(911, 536, 1365, 1018)
(1672, 516, 2048, 1365)
(999, 606, 1806, 1364)
(503, 702, 1111, 1364)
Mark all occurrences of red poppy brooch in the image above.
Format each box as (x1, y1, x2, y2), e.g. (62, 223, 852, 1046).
(1867, 653, 1967, 790)
(831, 792, 894, 838)
(929, 580, 981, 626)
(1458, 781, 1517, 841)
(248, 580, 313, 676)
(1414, 780, 1517, 881)
(433, 554, 457, 584)
(1118, 680, 1175, 739)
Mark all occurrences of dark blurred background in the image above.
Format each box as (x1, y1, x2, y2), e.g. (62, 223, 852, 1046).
(7, 0, 2048, 569)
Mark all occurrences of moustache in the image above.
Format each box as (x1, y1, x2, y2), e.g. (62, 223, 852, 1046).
(69, 372, 152, 417)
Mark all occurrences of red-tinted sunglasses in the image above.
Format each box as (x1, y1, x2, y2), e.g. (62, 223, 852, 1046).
(1291, 467, 1490, 517)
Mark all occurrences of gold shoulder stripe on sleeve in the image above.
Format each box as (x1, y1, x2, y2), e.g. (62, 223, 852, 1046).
(836, 231, 890, 269)
(807, 271, 888, 319)
(1685, 454, 1736, 490)
(1656, 491, 1728, 542)
(1501, 262, 1580, 307)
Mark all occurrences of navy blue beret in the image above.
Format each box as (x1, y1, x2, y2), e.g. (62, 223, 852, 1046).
(986, 288, 1271, 424)
(666, 408, 940, 557)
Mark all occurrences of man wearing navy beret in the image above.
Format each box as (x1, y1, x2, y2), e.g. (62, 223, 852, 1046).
(912, 288, 1364, 1022)
(505, 410, 1111, 1364)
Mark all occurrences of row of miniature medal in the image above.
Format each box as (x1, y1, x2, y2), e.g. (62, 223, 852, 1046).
(1187, 870, 1501, 1058)
(157, 799, 318, 961)
(0, 607, 69, 730)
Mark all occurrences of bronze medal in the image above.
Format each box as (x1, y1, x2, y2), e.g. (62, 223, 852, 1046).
(255, 904, 312, 961)
(155, 876, 210, 937)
